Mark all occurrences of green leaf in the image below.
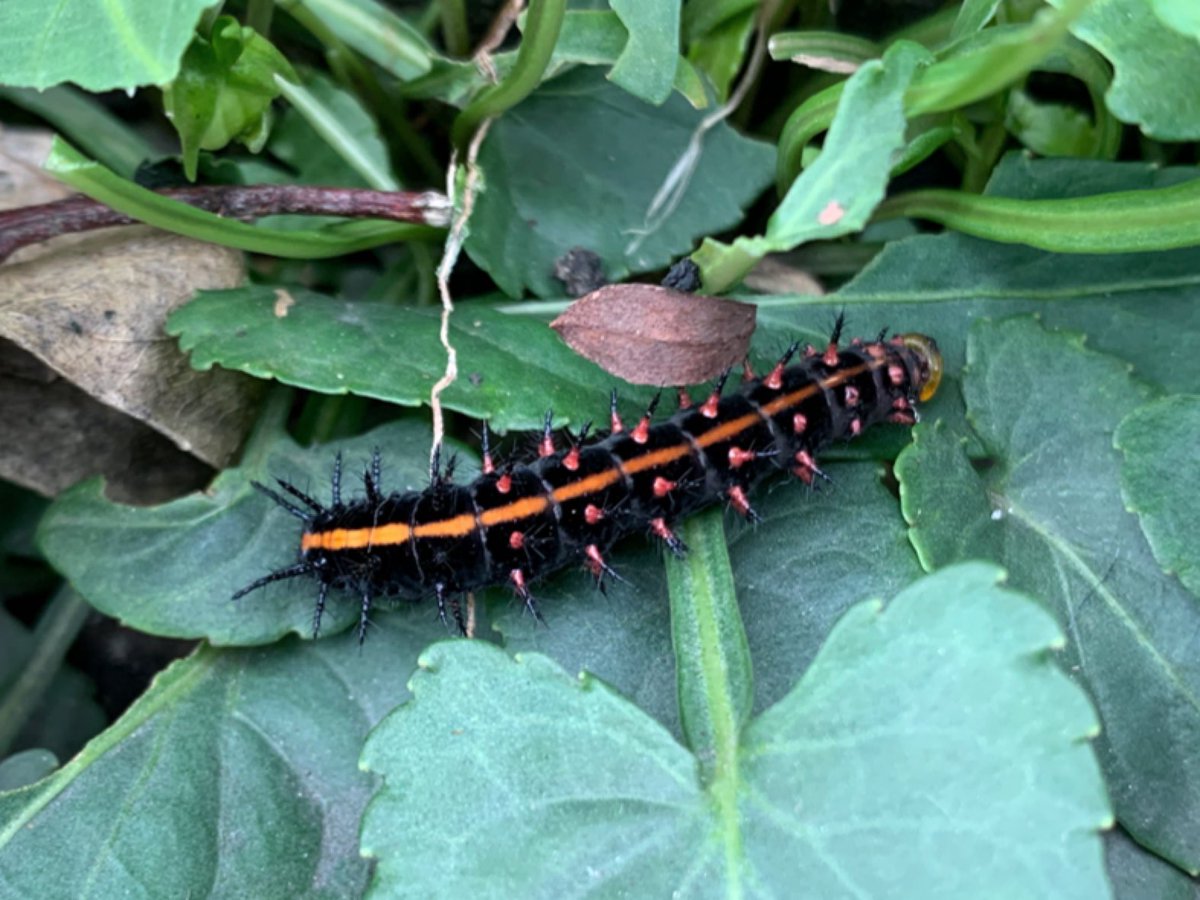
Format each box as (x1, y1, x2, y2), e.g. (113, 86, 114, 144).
(1007, 88, 1099, 158)
(0, 85, 155, 179)
(465, 67, 774, 297)
(167, 287, 662, 431)
(497, 463, 922, 739)
(400, 11, 708, 111)
(1026, 35, 1124, 161)
(555, 11, 706, 108)
(777, 0, 1090, 189)
(0, 750, 58, 792)
(1105, 830, 1200, 899)
(686, 6, 748, 100)
(0, 0, 216, 91)
(1115, 395, 1200, 598)
(1048, 0, 1200, 140)
(695, 40, 930, 293)
(1150, 0, 1200, 39)
(0, 609, 104, 763)
(609, 0, 681, 105)
(163, 16, 298, 180)
(949, 0, 1003, 40)
(276, 0, 435, 80)
(0, 622, 438, 897)
(44, 138, 439, 259)
(36, 422, 441, 645)
(684, 2, 755, 100)
(361, 564, 1109, 897)
(272, 70, 399, 191)
(896, 317, 1200, 871)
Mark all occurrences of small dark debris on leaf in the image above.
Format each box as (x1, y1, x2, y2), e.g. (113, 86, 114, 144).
(553, 247, 608, 297)
(550, 284, 756, 385)
(661, 258, 702, 293)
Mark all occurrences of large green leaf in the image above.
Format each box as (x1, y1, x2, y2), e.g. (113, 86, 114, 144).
(465, 67, 774, 297)
(1115, 396, 1200, 599)
(37, 422, 443, 646)
(0, 619, 438, 897)
(896, 317, 1200, 871)
(497, 463, 922, 738)
(1105, 830, 1200, 899)
(1149, 0, 1200, 39)
(361, 563, 1109, 897)
(167, 287, 659, 432)
(1048, 0, 1200, 140)
(0, 0, 215, 91)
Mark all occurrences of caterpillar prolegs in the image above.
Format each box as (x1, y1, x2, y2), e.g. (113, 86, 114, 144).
(233, 327, 943, 641)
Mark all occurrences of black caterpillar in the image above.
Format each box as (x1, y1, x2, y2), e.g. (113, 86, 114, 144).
(233, 325, 942, 641)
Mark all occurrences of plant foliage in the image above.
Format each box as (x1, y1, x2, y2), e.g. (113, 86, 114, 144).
(2, 0, 1198, 897)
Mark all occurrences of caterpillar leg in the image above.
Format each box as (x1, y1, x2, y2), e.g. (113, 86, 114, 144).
(583, 544, 626, 594)
(312, 580, 330, 639)
(510, 568, 545, 624)
(792, 450, 830, 486)
(356, 588, 373, 645)
(725, 485, 763, 525)
(434, 582, 468, 636)
(650, 518, 688, 558)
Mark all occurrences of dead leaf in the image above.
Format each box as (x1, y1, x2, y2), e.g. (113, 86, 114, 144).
(0, 343, 212, 503)
(743, 257, 826, 295)
(0, 128, 260, 499)
(551, 284, 756, 385)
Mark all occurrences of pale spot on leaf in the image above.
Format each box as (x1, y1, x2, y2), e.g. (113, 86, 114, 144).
(273, 288, 295, 317)
(792, 54, 860, 74)
(818, 201, 845, 226)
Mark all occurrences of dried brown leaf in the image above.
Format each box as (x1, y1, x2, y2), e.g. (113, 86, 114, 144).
(550, 284, 756, 385)
(0, 130, 259, 499)
(0, 228, 258, 483)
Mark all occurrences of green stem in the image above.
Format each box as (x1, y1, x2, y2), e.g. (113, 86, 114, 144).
(961, 110, 1008, 194)
(439, 0, 469, 57)
(245, 0, 275, 34)
(666, 509, 753, 779)
(876, 176, 1200, 253)
(666, 509, 751, 887)
(451, 0, 567, 151)
(0, 587, 92, 758)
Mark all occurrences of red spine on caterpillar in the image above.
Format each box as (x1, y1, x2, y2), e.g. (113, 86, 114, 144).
(233, 323, 942, 642)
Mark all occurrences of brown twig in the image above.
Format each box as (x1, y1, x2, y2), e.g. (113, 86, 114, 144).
(0, 184, 452, 263)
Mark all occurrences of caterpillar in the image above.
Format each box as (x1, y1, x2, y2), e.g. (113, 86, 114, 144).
(233, 324, 943, 641)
